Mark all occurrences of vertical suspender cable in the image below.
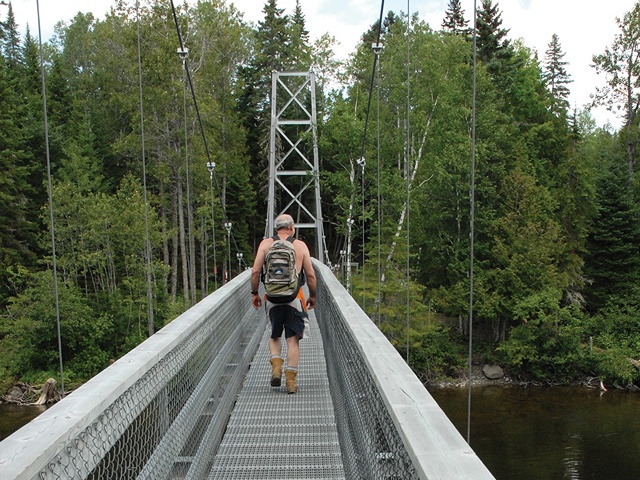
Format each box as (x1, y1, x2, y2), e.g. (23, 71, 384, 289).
(467, 0, 478, 446)
(405, 0, 411, 363)
(36, 0, 64, 397)
(355, 0, 385, 308)
(376, 46, 382, 326)
(181, 54, 196, 305)
(169, 1, 240, 272)
(137, 1, 155, 336)
(361, 155, 365, 309)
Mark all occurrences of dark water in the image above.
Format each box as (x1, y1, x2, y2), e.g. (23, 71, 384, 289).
(428, 386, 640, 480)
(0, 403, 47, 441)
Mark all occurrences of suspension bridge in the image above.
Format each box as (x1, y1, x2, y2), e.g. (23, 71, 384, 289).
(0, 261, 494, 479)
(2, 0, 495, 468)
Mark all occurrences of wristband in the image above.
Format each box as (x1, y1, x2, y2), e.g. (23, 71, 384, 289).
(251, 290, 259, 295)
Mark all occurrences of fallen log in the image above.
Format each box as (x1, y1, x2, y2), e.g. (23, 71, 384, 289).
(34, 378, 57, 405)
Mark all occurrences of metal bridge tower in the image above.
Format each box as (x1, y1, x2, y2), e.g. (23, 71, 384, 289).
(267, 70, 325, 263)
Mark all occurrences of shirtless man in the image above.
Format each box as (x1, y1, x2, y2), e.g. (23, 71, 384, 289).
(250, 214, 317, 393)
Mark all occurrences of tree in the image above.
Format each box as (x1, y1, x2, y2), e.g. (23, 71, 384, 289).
(584, 153, 640, 311)
(289, 0, 311, 69)
(441, 0, 469, 36)
(476, 0, 511, 67)
(0, 44, 39, 306)
(2, 2, 20, 70)
(543, 33, 572, 116)
(592, 3, 640, 178)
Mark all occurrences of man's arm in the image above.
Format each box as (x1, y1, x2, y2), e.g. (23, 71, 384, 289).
(301, 247, 317, 309)
(250, 240, 268, 309)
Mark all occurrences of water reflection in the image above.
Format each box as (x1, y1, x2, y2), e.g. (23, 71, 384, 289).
(0, 403, 47, 441)
(428, 386, 640, 480)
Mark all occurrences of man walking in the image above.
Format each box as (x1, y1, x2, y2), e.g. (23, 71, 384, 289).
(250, 214, 317, 394)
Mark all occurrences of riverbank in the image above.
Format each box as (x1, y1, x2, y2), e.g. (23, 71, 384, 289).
(1, 379, 62, 406)
(428, 364, 640, 392)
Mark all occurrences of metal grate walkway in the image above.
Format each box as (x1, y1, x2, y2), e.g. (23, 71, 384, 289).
(208, 309, 346, 479)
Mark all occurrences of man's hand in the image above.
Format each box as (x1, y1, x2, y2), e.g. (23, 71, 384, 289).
(306, 295, 316, 309)
(252, 293, 262, 309)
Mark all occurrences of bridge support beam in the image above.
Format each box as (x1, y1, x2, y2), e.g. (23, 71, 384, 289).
(267, 70, 325, 263)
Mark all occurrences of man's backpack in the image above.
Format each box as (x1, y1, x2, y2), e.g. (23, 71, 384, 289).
(263, 235, 302, 304)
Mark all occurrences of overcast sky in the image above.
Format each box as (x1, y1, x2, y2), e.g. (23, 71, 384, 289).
(8, 0, 639, 127)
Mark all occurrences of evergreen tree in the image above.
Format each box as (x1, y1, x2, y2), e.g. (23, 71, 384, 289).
(476, 0, 511, 68)
(584, 155, 640, 312)
(0, 53, 38, 305)
(3, 2, 20, 70)
(543, 33, 572, 116)
(255, 0, 291, 78)
(289, 0, 311, 69)
(441, 0, 469, 35)
(239, 0, 298, 240)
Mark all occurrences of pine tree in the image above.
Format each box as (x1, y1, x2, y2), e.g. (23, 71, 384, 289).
(584, 157, 640, 312)
(3, 2, 20, 70)
(289, 0, 311, 69)
(441, 0, 469, 35)
(476, 0, 511, 66)
(256, 0, 291, 75)
(543, 33, 572, 116)
(0, 54, 38, 305)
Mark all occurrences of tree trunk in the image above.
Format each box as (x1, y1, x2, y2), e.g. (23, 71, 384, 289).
(161, 181, 170, 296)
(381, 127, 428, 282)
(177, 175, 190, 307)
(187, 171, 197, 306)
(34, 378, 57, 405)
(171, 186, 179, 303)
(201, 215, 206, 299)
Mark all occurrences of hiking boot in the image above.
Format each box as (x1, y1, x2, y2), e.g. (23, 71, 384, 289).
(270, 357, 284, 387)
(285, 368, 298, 394)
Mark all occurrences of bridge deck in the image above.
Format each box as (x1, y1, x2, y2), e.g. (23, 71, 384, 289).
(208, 309, 346, 479)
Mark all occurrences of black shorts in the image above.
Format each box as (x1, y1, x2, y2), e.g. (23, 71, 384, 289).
(269, 305, 307, 339)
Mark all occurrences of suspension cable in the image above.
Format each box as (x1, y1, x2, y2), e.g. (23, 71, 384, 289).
(467, 0, 479, 446)
(375, 45, 382, 326)
(405, 0, 411, 364)
(347, 0, 385, 304)
(136, 1, 155, 336)
(36, 0, 64, 397)
(169, 1, 244, 274)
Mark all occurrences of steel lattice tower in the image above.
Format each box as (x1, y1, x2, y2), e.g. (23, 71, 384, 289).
(266, 71, 325, 263)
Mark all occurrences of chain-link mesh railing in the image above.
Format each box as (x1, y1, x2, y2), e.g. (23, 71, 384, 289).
(313, 261, 495, 480)
(315, 267, 418, 479)
(0, 271, 262, 480)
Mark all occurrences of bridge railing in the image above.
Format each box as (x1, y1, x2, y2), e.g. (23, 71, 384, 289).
(0, 271, 262, 480)
(0, 261, 494, 480)
(314, 260, 494, 479)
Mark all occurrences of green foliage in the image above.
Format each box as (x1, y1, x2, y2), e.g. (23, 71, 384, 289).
(582, 293, 640, 385)
(497, 307, 586, 382)
(0, 0, 639, 392)
(2, 270, 112, 381)
(584, 150, 640, 311)
(405, 325, 467, 382)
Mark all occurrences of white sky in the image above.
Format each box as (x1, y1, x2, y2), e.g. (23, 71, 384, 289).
(9, 0, 638, 128)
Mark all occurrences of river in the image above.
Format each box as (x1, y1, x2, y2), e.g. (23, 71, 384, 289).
(428, 385, 640, 480)
(0, 403, 48, 441)
(2, 387, 640, 479)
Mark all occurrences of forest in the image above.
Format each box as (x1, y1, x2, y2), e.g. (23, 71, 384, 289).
(0, 0, 639, 391)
